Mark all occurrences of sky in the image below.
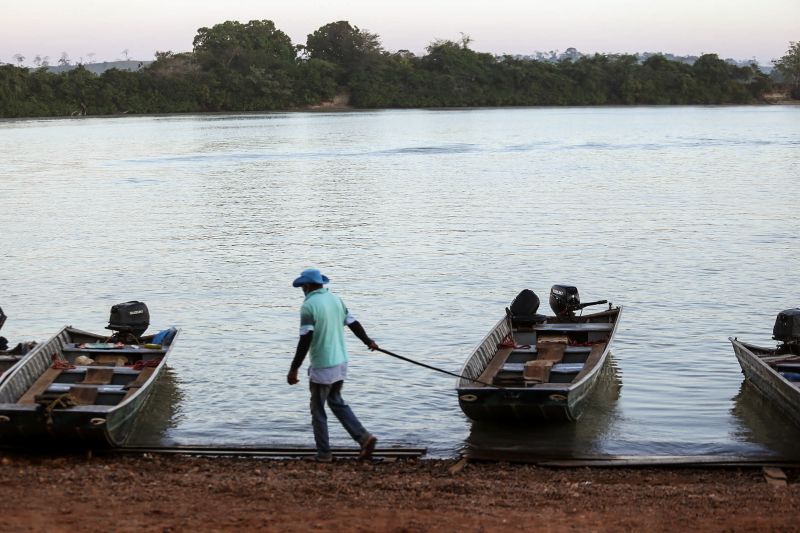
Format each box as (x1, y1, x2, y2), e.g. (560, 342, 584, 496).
(2, 0, 797, 66)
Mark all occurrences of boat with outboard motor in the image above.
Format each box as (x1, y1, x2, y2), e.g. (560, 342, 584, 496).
(457, 285, 621, 422)
(731, 308, 800, 427)
(0, 301, 178, 448)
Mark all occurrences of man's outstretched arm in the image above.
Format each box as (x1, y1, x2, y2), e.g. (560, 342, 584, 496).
(348, 321, 379, 351)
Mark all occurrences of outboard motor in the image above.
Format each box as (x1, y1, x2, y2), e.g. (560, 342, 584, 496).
(507, 289, 547, 327)
(549, 285, 581, 319)
(549, 285, 608, 320)
(0, 306, 6, 332)
(106, 301, 150, 342)
(774, 308, 800, 350)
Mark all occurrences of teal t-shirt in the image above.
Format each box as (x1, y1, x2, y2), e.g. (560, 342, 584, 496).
(299, 288, 350, 369)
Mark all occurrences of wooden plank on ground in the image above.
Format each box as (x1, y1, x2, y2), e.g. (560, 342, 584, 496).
(17, 368, 64, 404)
(448, 457, 469, 475)
(763, 467, 788, 487)
(475, 347, 513, 387)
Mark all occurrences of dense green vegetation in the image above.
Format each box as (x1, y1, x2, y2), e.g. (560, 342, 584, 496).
(0, 19, 787, 118)
(773, 41, 800, 98)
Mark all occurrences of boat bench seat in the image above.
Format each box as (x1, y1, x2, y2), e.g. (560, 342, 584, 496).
(54, 366, 142, 387)
(533, 323, 613, 332)
(62, 344, 166, 357)
(502, 363, 585, 374)
(47, 383, 125, 394)
(511, 346, 593, 354)
(61, 366, 140, 376)
(19, 365, 151, 405)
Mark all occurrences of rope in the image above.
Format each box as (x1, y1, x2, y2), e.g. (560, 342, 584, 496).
(51, 359, 75, 370)
(498, 335, 531, 350)
(36, 393, 77, 425)
(131, 359, 160, 370)
(568, 338, 608, 347)
(374, 347, 503, 389)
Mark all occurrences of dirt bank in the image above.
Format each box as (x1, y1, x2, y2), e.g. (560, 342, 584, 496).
(1, 454, 798, 532)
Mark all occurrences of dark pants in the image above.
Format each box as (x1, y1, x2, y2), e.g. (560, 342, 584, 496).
(309, 380, 369, 459)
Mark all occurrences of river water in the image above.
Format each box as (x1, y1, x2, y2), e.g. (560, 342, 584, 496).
(1, 106, 798, 458)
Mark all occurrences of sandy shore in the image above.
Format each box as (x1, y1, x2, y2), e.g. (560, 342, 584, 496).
(1, 453, 798, 532)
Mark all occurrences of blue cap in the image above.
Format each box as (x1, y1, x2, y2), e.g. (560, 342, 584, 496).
(292, 268, 330, 287)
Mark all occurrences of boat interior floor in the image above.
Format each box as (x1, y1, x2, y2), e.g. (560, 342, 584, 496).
(17, 343, 164, 408)
(480, 322, 612, 388)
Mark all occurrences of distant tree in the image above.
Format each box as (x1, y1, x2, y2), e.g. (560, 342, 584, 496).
(562, 47, 581, 61)
(121, 49, 130, 60)
(745, 62, 774, 99)
(58, 52, 71, 66)
(149, 50, 199, 77)
(33, 55, 42, 67)
(691, 54, 734, 103)
(192, 19, 298, 110)
(773, 41, 800, 98)
(13, 54, 25, 66)
(305, 21, 383, 84)
(419, 39, 498, 105)
(193, 19, 296, 72)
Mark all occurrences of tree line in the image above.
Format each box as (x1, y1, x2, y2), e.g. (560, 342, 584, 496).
(0, 20, 793, 118)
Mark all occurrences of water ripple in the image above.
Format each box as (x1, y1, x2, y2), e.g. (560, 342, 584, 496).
(1, 106, 799, 458)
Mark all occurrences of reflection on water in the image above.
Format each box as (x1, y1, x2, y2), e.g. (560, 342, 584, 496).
(125, 367, 183, 446)
(464, 357, 622, 460)
(729, 381, 800, 459)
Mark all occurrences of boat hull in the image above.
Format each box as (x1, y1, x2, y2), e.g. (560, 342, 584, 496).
(458, 306, 621, 423)
(458, 357, 608, 422)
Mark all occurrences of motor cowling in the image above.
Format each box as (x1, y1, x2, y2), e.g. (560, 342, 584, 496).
(510, 289, 540, 316)
(774, 308, 800, 344)
(507, 289, 547, 327)
(107, 301, 150, 337)
(549, 285, 580, 318)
